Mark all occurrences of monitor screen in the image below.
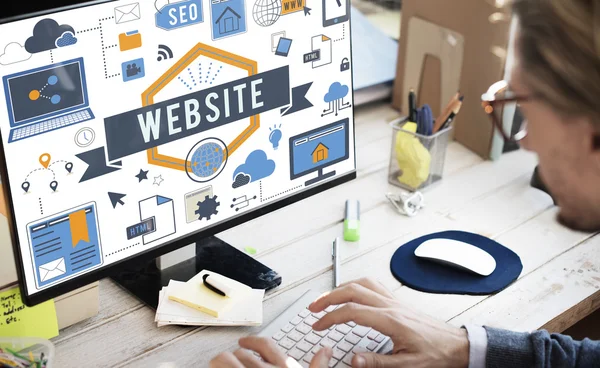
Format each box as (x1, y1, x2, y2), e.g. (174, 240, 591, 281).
(0, 0, 355, 305)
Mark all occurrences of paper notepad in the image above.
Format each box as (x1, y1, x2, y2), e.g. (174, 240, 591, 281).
(168, 270, 252, 317)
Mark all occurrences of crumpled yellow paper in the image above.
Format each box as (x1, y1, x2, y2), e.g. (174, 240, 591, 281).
(395, 122, 431, 188)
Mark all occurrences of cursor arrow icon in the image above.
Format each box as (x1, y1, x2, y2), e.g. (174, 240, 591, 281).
(303, 6, 311, 15)
(108, 192, 126, 208)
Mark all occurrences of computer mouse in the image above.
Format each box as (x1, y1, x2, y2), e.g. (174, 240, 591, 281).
(414, 238, 496, 276)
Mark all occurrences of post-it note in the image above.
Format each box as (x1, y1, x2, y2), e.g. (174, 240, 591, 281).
(0, 287, 59, 339)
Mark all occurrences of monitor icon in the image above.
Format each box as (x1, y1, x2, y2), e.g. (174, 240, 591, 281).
(289, 118, 350, 186)
(2, 57, 94, 143)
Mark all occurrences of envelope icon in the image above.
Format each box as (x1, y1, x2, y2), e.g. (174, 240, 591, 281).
(39, 258, 66, 282)
(114, 3, 141, 24)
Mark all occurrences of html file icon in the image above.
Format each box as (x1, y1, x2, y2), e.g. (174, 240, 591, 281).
(311, 35, 332, 68)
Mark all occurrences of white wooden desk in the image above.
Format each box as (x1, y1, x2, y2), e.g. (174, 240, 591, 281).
(52, 102, 600, 367)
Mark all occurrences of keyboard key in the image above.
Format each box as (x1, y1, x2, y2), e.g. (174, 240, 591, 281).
(352, 326, 371, 338)
(367, 331, 379, 340)
(342, 353, 355, 365)
(288, 348, 305, 360)
(367, 341, 379, 351)
(332, 348, 346, 360)
(327, 331, 344, 342)
(296, 323, 312, 334)
(304, 316, 319, 326)
(312, 311, 327, 319)
(273, 331, 286, 341)
(279, 338, 295, 350)
(291, 316, 303, 325)
(282, 324, 295, 333)
(303, 352, 315, 363)
(346, 321, 357, 327)
(336, 341, 353, 353)
(329, 325, 336, 330)
(352, 346, 368, 354)
(375, 334, 385, 343)
(299, 339, 314, 351)
(325, 305, 338, 313)
(299, 309, 311, 318)
(288, 330, 305, 342)
(300, 361, 310, 368)
(335, 362, 350, 368)
(335, 324, 352, 334)
(328, 359, 338, 368)
(320, 338, 337, 348)
(345, 334, 361, 345)
(314, 329, 329, 337)
(312, 345, 322, 354)
(305, 333, 321, 345)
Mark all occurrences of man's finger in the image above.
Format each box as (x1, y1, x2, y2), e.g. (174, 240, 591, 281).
(353, 352, 406, 368)
(340, 278, 394, 299)
(309, 347, 332, 368)
(239, 336, 287, 366)
(308, 283, 390, 313)
(209, 352, 245, 368)
(312, 303, 393, 334)
(233, 348, 268, 368)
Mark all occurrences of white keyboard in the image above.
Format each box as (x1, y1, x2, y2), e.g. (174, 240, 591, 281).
(10, 109, 93, 142)
(258, 290, 391, 367)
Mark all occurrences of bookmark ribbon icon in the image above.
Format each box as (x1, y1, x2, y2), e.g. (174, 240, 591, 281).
(68, 209, 90, 247)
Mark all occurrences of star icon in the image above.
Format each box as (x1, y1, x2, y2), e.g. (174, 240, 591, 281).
(135, 169, 149, 182)
(153, 175, 164, 186)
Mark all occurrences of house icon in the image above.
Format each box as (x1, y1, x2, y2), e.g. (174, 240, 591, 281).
(215, 6, 241, 35)
(312, 143, 329, 163)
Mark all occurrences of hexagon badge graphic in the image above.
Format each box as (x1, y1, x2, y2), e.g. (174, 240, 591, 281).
(141, 42, 259, 172)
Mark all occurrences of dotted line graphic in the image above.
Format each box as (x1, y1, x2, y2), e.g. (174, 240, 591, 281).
(178, 75, 193, 91)
(25, 168, 56, 181)
(95, 16, 120, 80)
(38, 198, 43, 215)
(106, 242, 141, 257)
(76, 26, 102, 34)
(334, 24, 346, 42)
(103, 44, 118, 50)
(261, 184, 303, 202)
(48, 159, 68, 167)
(50, 49, 54, 63)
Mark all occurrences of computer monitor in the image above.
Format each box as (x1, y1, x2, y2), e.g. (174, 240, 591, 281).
(0, 0, 356, 306)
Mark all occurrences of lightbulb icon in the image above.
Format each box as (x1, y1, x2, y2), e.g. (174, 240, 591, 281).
(269, 124, 282, 150)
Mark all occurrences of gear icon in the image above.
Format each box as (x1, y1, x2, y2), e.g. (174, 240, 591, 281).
(195, 195, 220, 220)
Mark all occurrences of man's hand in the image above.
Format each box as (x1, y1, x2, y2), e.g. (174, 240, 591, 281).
(209, 336, 333, 368)
(309, 278, 470, 368)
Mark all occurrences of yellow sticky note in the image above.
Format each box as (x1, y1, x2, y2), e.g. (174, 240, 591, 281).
(0, 287, 58, 339)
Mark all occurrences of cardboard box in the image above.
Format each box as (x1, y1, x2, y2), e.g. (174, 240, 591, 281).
(392, 0, 511, 159)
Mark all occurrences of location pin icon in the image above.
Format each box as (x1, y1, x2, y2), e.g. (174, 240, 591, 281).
(50, 181, 58, 192)
(65, 162, 73, 173)
(39, 153, 51, 169)
(22, 181, 30, 193)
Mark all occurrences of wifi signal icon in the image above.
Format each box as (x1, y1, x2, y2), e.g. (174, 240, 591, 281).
(157, 44, 174, 62)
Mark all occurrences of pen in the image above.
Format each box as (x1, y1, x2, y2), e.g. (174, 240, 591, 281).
(433, 91, 460, 133)
(440, 96, 464, 131)
(332, 237, 340, 288)
(408, 88, 417, 122)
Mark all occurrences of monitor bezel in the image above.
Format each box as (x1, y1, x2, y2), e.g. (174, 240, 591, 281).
(3, 57, 90, 127)
(288, 118, 350, 180)
(0, 0, 357, 307)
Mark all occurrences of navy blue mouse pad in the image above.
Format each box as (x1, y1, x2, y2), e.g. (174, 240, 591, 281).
(390, 231, 523, 295)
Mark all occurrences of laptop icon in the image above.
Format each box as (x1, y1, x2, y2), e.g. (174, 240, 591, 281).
(2, 57, 95, 143)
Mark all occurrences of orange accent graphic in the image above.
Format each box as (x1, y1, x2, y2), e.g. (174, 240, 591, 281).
(119, 31, 142, 51)
(281, 0, 305, 15)
(68, 209, 90, 247)
(141, 42, 259, 171)
(39, 153, 51, 169)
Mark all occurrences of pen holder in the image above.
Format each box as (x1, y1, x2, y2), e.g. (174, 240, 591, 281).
(0, 337, 55, 367)
(388, 117, 452, 191)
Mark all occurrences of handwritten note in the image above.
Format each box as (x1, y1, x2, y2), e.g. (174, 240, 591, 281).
(0, 286, 58, 339)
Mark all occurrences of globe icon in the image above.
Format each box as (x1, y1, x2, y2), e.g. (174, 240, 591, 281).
(253, 0, 282, 27)
(190, 141, 225, 178)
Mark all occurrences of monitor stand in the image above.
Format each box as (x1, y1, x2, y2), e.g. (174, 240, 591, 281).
(306, 168, 336, 186)
(110, 236, 281, 309)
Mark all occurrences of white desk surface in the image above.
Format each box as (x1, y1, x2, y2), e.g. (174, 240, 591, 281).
(52, 102, 600, 367)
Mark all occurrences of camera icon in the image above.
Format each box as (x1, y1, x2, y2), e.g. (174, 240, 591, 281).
(121, 58, 145, 82)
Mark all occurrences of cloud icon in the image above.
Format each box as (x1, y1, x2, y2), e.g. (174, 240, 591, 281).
(233, 150, 276, 185)
(232, 173, 251, 188)
(25, 18, 76, 53)
(0, 42, 31, 65)
(56, 32, 78, 48)
(324, 82, 349, 103)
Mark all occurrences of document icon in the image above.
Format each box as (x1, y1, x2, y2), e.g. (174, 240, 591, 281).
(27, 202, 103, 290)
(311, 35, 332, 68)
(38, 258, 66, 283)
(119, 30, 142, 51)
(139, 195, 176, 244)
(115, 3, 141, 24)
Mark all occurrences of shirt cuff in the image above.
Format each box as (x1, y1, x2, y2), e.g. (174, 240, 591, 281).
(463, 324, 488, 368)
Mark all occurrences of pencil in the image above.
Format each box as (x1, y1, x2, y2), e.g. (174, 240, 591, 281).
(433, 92, 460, 133)
(440, 96, 464, 131)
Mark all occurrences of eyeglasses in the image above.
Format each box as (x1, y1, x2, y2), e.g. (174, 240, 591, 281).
(481, 80, 531, 143)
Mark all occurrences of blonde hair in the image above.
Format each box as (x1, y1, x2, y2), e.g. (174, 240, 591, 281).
(511, 0, 600, 122)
